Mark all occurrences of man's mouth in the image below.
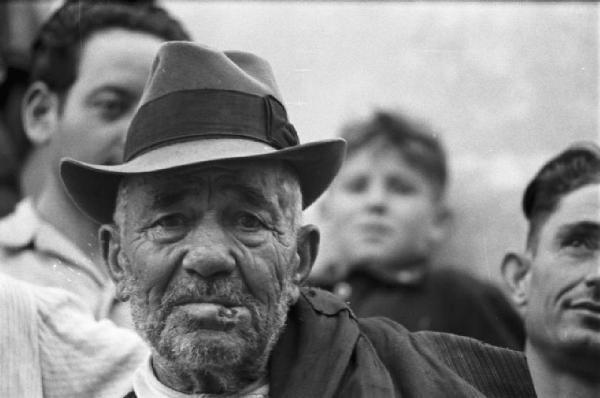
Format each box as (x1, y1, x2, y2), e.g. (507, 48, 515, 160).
(356, 222, 393, 238)
(569, 299, 600, 314)
(173, 300, 250, 331)
(175, 297, 240, 308)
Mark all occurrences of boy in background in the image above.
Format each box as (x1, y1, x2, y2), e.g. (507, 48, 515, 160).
(314, 110, 524, 350)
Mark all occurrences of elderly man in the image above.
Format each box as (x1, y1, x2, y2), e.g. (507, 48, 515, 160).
(62, 41, 535, 397)
(502, 142, 600, 398)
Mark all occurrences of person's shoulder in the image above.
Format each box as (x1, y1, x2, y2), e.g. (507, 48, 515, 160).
(299, 286, 354, 317)
(349, 317, 535, 397)
(0, 198, 38, 250)
(413, 331, 535, 397)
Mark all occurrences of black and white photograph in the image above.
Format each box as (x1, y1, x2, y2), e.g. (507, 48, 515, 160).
(0, 1, 597, 397)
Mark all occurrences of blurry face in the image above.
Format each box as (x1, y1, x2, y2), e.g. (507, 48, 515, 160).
(112, 163, 304, 376)
(525, 184, 600, 364)
(324, 140, 443, 272)
(51, 28, 163, 167)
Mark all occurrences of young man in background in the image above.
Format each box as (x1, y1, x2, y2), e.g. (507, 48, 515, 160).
(0, 1, 190, 325)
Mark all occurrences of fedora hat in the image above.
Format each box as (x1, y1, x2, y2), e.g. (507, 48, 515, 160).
(60, 41, 346, 224)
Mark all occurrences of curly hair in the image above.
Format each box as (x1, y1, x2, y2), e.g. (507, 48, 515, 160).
(523, 141, 600, 251)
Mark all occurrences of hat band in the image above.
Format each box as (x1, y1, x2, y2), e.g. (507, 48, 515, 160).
(124, 89, 299, 162)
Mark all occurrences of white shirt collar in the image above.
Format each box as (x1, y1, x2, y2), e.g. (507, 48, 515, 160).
(0, 198, 107, 285)
(133, 356, 269, 398)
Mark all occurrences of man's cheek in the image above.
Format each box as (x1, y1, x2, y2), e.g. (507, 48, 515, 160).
(130, 242, 183, 308)
(237, 248, 288, 306)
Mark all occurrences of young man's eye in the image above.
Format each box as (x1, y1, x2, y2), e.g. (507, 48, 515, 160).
(343, 176, 367, 193)
(562, 236, 599, 252)
(388, 178, 416, 195)
(91, 93, 130, 121)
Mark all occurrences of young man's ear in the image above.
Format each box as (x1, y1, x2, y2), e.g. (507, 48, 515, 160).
(22, 81, 60, 145)
(294, 224, 320, 285)
(501, 252, 532, 312)
(99, 224, 131, 301)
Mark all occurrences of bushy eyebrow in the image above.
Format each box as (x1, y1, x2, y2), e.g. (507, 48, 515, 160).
(221, 182, 280, 217)
(148, 180, 282, 221)
(86, 86, 134, 101)
(555, 221, 600, 242)
(151, 189, 197, 210)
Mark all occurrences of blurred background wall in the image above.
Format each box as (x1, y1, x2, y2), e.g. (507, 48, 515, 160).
(2, 1, 598, 284)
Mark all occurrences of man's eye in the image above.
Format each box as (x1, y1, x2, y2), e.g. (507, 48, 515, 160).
(388, 178, 416, 195)
(562, 236, 599, 251)
(235, 213, 266, 231)
(92, 95, 129, 121)
(153, 214, 188, 229)
(147, 214, 189, 242)
(342, 176, 367, 193)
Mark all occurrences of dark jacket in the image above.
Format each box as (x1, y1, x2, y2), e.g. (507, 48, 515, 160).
(126, 288, 536, 397)
(320, 268, 525, 350)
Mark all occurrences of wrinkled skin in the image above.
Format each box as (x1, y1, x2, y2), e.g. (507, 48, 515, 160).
(101, 161, 317, 394)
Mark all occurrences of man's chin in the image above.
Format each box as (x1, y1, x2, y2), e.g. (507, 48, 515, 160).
(159, 328, 249, 370)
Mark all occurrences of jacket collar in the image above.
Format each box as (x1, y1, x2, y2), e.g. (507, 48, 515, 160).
(268, 288, 367, 398)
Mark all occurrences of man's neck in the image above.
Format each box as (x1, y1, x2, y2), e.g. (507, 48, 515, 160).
(35, 173, 102, 265)
(526, 343, 600, 398)
(359, 256, 430, 286)
(152, 355, 266, 395)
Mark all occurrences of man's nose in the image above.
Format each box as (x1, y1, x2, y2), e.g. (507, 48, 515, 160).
(365, 182, 387, 213)
(181, 227, 236, 278)
(584, 257, 600, 289)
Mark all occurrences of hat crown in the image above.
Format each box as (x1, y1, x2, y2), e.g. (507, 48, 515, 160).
(59, 41, 347, 225)
(140, 41, 283, 105)
(123, 41, 299, 162)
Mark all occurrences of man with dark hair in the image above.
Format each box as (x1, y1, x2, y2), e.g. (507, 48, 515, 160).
(0, 49, 30, 216)
(60, 41, 535, 397)
(0, 1, 190, 324)
(502, 142, 600, 397)
(313, 111, 524, 349)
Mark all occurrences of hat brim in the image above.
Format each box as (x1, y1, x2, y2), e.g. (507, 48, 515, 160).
(60, 138, 346, 224)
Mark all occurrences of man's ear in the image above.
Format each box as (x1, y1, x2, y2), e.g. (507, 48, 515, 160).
(501, 252, 532, 311)
(22, 81, 60, 145)
(99, 224, 131, 301)
(294, 224, 320, 285)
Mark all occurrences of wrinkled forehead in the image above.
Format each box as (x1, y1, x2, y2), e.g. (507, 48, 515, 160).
(123, 160, 294, 205)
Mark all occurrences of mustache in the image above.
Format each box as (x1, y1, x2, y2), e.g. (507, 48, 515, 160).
(159, 277, 257, 314)
(568, 298, 600, 313)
